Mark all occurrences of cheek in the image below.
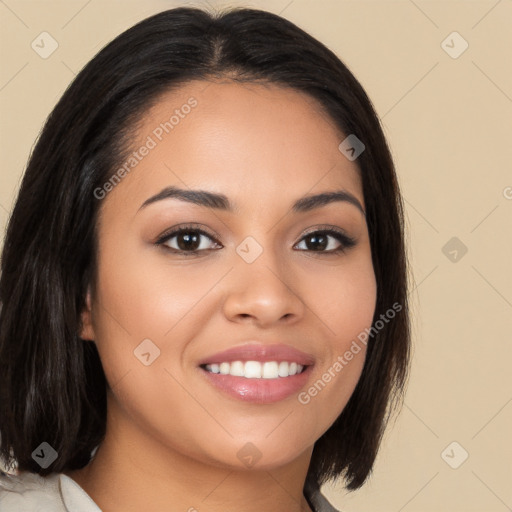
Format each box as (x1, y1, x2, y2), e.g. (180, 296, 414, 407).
(89, 246, 222, 452)
(296, 250, 376, 430)
(89, 235, 232, 403)
(305, 249, 377, 350)
(92, 234, 229, 343)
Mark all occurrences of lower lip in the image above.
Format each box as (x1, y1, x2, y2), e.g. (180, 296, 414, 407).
(200, 366, 312, 404)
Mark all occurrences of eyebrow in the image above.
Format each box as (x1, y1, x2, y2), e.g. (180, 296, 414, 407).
(138, 186, 365, 216)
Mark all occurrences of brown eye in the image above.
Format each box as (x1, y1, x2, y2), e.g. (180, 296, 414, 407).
(156, 226, 221, 254)
(294, 229, 356, 253)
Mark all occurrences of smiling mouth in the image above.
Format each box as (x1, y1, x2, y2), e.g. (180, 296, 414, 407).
(198, 343, 314, 403)
(201, 360, 307, 379)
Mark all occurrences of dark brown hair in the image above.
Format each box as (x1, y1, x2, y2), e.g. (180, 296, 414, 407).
(0, 6, 410, 490)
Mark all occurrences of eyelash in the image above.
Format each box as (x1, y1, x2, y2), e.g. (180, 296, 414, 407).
(155, 223, 357, 256)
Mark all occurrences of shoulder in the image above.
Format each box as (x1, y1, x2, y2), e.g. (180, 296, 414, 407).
(0, 470, 66, 512)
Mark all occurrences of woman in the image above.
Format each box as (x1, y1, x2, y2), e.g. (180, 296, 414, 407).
(0, 6, 410, 511)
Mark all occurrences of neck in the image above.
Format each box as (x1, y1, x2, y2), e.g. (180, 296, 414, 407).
(66, 392, 314, 512)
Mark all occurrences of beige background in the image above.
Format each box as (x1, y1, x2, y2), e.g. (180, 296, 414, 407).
(1, 1, 511, 511)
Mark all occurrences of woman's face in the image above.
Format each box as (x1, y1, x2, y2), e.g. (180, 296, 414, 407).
(83, 80, 377, 470)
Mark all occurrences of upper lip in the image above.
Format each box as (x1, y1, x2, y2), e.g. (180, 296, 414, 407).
(198, 343, 315, 366)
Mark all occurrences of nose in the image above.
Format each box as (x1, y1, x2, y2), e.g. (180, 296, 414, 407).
(222, 250, 306, 328)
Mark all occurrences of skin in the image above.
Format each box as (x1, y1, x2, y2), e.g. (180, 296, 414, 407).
(66, 80, 377, 512)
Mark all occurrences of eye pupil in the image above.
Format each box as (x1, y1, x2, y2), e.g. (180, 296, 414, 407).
(306, 233, 328, 251)
(178, 232, 200, 251)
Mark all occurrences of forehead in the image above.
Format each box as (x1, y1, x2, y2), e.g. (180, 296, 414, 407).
(104, 79, 363, 215)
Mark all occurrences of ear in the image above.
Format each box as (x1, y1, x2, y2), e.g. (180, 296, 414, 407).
(79, 287, 96, 341)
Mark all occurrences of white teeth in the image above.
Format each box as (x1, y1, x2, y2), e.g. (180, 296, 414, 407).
(205, 360, 306, 379)
(244, 361, 262, 378)
(230, 360, 245, 377)
(278, 361, 289, 377)
(262, 361, 279, 379)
